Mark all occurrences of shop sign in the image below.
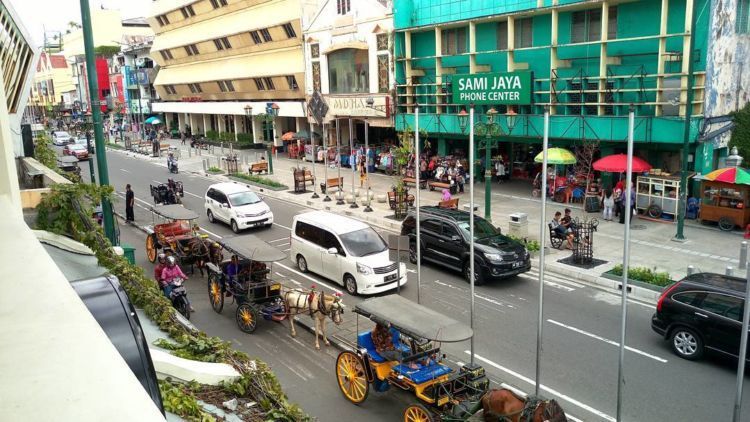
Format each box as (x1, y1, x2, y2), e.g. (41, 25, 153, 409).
(452, 71, 532, 105)
(325, 95, 390, 118)
(181, 96, 202, 102)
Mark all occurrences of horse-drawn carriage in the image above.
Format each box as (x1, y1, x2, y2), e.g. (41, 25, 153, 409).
(205, 235, 287, 334)
(336, 295, 490, 421)
(150, 179, 184, 205)
(144, 205, 211, 274)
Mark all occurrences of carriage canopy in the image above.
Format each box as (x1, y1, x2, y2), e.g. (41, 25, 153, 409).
(355, 295, 473, 343)
(219, 235, 287, 262)
(150, 204, 199, 220)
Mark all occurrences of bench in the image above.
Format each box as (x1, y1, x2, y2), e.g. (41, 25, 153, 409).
(156, 221, 191, 238)
(293, 169, 315, 193)
(357, 330, 410, 364)
(428, 181, 457, 194)
(438, 198, 459, 209)
(548, 223, 566, 249)
(249, 161, 269, 174)
(320, 177, 344, 194)
(403, 177, 427, 190)
(388, 191, 415, 210)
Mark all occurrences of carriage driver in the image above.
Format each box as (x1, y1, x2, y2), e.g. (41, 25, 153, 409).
(371, 324, 431, 369)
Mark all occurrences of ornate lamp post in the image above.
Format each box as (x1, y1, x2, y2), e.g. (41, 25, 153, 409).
(261, 102, 278, 174)
(243, 104, 253, 144)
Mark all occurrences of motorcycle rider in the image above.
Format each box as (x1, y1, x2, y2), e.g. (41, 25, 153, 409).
(154, 253, 167, 284)
(160, 256, 194, 311)
(167, 152, 178, 173)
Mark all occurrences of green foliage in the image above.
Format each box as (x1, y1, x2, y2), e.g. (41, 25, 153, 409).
(159, 379, 213, 421)
(205, 130, 219, 141)
(237, 133, 254, 143)
(231, 173, 287, 189)
(610, 264, 674, 287)
(106, 141, 124, 150)
(34, 135, 58, 170)
(219, 132, 235, 142)
(505, 234, 541, 252)
(730, 103, 750, 161)
(94, 45, 121, 57)
(207, 166, 223, 174)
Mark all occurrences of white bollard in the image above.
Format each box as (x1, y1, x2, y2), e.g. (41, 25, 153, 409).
(740, 241, 748, 270)
(726, 266, 734, 277)
(687, 265, 695, 276)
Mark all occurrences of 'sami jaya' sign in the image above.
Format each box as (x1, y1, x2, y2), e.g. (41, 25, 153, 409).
(452, 71, 532, 105)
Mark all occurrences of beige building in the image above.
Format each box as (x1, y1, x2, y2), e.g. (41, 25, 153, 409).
(148, 0, 308, 144)
(29, 53, 76, 115)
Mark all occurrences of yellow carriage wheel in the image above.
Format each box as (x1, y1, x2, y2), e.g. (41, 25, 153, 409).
(145, 234, 157, 263)
(235, 303, 258, 334)
(403, 404, 433, 422)
(335, 351, 369, 404)
(207, 275, 224, 313)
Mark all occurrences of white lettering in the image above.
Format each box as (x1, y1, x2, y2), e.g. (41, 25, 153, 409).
(459, 79, 465, 90)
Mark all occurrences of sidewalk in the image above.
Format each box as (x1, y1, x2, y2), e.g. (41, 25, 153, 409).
(113, 139, 748, 292)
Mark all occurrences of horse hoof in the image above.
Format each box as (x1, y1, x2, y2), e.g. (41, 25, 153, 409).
(324, 341, 330, 346)
(291, 333, 297, 337)
(315, 345, 320, 350)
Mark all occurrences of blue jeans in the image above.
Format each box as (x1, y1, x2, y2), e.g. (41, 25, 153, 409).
(162, 285, 174, 299)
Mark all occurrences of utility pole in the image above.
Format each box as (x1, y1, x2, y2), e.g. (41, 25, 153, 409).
(80, 0, 116, 244)
(674, 0, 698, 241)
(133, 51, 145, 141)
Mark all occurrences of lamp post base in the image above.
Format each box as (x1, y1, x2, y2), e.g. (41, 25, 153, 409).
(350, 202, 359, 209)
(311, 192, 320, 199)
(323, 195, 331, 202)
(364, 205, 373, 212)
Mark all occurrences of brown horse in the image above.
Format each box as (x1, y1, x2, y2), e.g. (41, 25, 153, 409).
(282, 287, 344, 350)
(481, 388, 568, 422)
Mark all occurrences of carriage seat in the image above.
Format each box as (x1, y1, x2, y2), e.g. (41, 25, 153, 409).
(357, 329, 410, 363)
(392, 362, 453, 384)
(156, 221, 191, 237)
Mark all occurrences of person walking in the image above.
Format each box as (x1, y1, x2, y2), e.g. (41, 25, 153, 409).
(125, 184, 135, 222)
(613, 180, 624, 220)
(601, 188, 615, 221)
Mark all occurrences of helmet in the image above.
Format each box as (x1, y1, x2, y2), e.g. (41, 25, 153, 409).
(157, 253, 166, 263)
(166, 256, 176, 266)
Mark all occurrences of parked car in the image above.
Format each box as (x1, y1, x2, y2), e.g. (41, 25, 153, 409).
(52, 131, 74, 146)
(74, 137, 94, 153)
(651, 272, 748, 362)
(290, 210, 406, 295)
(63, 143, 90, 160)
(401, 207, 530, 285)
(204, 182, 273, 233)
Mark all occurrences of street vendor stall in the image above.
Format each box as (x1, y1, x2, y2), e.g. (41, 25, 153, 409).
(636, 173, 681, 219)
(699, 167, 750, 231)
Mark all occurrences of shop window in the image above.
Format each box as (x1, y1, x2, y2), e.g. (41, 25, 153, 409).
(585, 82, 598, 115)
(286, 75, 299, 90)
(739, 0, 750, 33)
(164, 85, 177, 95)
(568, 81, 582, 114)
(377, 33, 388, 51)
(497, 21, 508, 50)
(263, 77, 275, 90)
(337, 0, 350, 15)
(378, 54, 389, 93)
(514, 18, 533, 48)
(180, 5, 195, 19)
(260, 28, 273, 42)
(283, 23, 297, 38)
(328, 48, 369, 93)
(310, 43, 320, 58)
(312, 62, 321, 92)
(571, 7, 617, 43)
(188, 83, 202, 94)
(254, 78, 265, 90)
(184, 44, 199, 56)
(250, 31, 262, 44)
(441, 27, 467, 55)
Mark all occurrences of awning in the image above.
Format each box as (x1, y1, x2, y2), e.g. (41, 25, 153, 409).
(152, 101, 306, 118)
(219, 235, 286, 262)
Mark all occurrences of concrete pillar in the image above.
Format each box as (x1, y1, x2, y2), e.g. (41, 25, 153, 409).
(218, 115, 225, 136)
(233, 115, 240, 142)
(177, 113, 185, 133)
(252, 116, 262, 143)
(202, 114, 209, 135)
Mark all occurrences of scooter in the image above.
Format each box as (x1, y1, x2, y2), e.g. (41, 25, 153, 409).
(167, 277, 191, 320)
(167, 156, 179, 174)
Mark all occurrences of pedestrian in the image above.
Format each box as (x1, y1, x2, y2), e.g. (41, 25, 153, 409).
(601, 188, 615, 221)
(494, 159, 505, 183)
(613, 180, 624, 219)
(420, 157, 428, 180)
(125, 184, 135, 222)
(359, 159, 367, 188)
(456, 162, 465, 193)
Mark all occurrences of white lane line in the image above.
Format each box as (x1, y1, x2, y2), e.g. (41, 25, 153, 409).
(273, 222, 293, 231)
(120, 168, 130, 173)
(275, 262, 343, 295)
(289, 279, 302, 286)
(199, 228, 222, 239)
(283, 248, 291, 252)
(547, 319, 668, 363)
(466, 351, 616, 422)
(268, 238, 290, 243)
(274, 272, 286, 278)
(184, 191, 202, 199)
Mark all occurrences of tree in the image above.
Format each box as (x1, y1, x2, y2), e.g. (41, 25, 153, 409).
(729, 102, 750, 160)
(94, 45, 121, 57)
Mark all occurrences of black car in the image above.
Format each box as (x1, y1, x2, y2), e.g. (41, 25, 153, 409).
(651, 272, 748, 362)
(401, 206, 531, 285)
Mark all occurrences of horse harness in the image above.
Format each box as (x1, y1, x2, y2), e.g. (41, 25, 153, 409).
(484, 393, 557, 422)
(284, 290, 340, 319)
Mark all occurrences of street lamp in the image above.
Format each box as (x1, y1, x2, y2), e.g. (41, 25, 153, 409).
(84, 111, 96, 183)
(260, 102, 278, 174)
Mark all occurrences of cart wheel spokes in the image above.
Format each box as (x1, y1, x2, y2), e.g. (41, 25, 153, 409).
(336, 351, 369, 404)
(718, 217, 735, 231)
(403, 403, 433, 422)
(236, 303, 258, 334)
(208, 275, 224, 313)
(146, 234, 157, 263)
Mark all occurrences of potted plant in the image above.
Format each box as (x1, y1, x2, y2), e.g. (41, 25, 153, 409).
(391, 127, 415, 219)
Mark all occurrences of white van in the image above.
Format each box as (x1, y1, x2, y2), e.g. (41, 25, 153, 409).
(290, 211, 406, 295)
(204, 182, 273, 233)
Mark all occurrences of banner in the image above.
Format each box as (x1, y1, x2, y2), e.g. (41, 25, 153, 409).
(452, 71, 532, 105)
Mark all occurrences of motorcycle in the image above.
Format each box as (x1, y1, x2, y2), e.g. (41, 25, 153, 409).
(167, 156, 179, 174)
(167, 277, 191, 320)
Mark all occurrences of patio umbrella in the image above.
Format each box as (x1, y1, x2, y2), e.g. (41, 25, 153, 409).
(534, 148, 576, 165)
(144, 116, 162, 125)
(281, 131, 295, 141)
(701, 167, 750, 185)
(593, 153, 652, 173)
(292, 130, 321, 140)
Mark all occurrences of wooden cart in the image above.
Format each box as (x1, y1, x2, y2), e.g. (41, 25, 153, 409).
(699, 180, 750, 231)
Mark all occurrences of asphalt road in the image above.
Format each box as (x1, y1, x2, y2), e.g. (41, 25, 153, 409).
(78, 149, 749, 422)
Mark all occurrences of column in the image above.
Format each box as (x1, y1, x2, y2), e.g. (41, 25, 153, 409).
(655, 0, 670, 116)
(598, 2, 610, 116)
(233, 115, 240, 142)
(252, 115, 262, 143)
(177, 113, 184, 134)
(679, 0, 695, 117)
(218, 115, 225, 137)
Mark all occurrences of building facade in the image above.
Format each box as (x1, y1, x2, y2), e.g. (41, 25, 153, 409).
(148, 0, 307, 144)
(392, 0, 747, 186)
(301, 0, 395, 150)
(113, 36, 158, 133)
(29, 53, 76, 118)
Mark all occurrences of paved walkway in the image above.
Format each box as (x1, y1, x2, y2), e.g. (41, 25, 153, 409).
(112, 139, 749, 286)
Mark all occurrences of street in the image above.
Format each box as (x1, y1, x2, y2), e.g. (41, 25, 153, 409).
(81, 148, 749, 422)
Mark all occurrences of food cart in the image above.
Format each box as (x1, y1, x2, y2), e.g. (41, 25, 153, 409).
(699, 172, 750, 231)
(636, 173, 681, 219)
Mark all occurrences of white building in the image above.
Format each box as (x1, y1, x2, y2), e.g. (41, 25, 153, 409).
(302, 0, 395, 148)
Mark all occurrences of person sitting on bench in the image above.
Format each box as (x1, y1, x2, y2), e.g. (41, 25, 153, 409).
(371, 323, 430, 369)
(561, 208, 577, 234)
(551, 211, 574, 249)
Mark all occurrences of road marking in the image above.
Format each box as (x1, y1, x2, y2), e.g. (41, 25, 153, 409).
(269, 238, 290, 243)
(275, 262, 343, 295)
(274, 272, 286, 278)
(466, 351, 616, 422)
(547, 319, 668, 363)
(273, 222, 293, 231)
(289, 278, 302, 286)
(120, 168, 130, 173)
(283, 248, 291, 252)
(198, 227, 222, 239)
(184, 191, 202, 199)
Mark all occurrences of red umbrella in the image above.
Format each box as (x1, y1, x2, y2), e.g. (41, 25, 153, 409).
(593, 154, 652, 173)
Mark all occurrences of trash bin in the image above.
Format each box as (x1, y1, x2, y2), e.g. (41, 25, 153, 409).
(121, 243, 136, 265)
(508, 212, 528, 238)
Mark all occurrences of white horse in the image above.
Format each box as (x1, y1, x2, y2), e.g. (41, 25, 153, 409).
(282, 287, 344, 350)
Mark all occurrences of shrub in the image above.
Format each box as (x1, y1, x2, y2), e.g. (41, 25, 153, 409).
(609, 264, 673, 287)
(505, 234, 541, 252)
(207, 166, 223, 174)
(237, 133, 254, 143)
(205, 130, 218, 141)
(231, 173, 287, 189)
(219, 132, 234, 142)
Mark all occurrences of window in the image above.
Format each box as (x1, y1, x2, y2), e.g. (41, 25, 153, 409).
(338, 228, 388, 257)
(188, 83, 202, 93)
(497, 21, 508, 50)
(282, 23, 297, 38)
(441, 27, 467, 55)
(672, 291, 702, 306)
(738, 0, 750, 33)
(295, 221, 324, 245)
(254, 78, 265, 90)
(156, 14, 170, 26)
(700, 293, 744, 321)
(209, 0, 228, 8)
(376, 33, 388, 51)
(263, 77, 275, 90)
(569, 81, 582, 114)
(286, 75, 299, 90)
(159, 50, 174, 61)
(328, 48, 369, 93)
(217, 80, 235, 92)
(442, 223, 459, 239)
(514, 18, 533, 48)
(422, 219, 441, 234)
(337, 0, 351, 14)
(213, 37, 231, 50)
(260, 28, 273, 42)
(184, 44, 199, 56)
(312, 62, 321, 92)
(571, 7, 617, 43)
(250, 31, 262, 44)
(585, 82, 598, 115)
(377, 54, 389, 93)
(180, 5, 195, 18)
(164, 85, 177, 95)
(310, 43, 320, 58)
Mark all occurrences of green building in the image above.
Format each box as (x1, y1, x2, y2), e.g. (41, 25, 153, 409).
(392, 0, 725, 188)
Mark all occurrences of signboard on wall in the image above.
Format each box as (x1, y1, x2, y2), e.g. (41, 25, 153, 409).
(325, 94, 390, 118)
(452, 71, 532, 105)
